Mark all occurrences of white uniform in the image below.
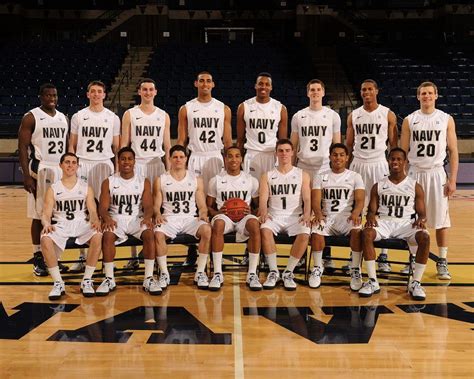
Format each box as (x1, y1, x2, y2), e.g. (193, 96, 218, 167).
(406, 109, 450, 229)
(243, 97, 282, 181)
(71, 107, 120, 199)
(154, 171, 207, 239)
(291, 106, 341, 176)
(208, 171, 259, 242)
(261, 167, 310, 236)
(312, 169, 365, 236)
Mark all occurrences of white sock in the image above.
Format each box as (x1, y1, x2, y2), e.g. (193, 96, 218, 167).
(33, 244, 41, 253)
(83, 265, 96, 280)
(351, 251, 362, 269)
(104, 262, 114, 279)
(130, 246, 138, 258)
(312, 250, 323, 268)
(48, 266, 62, 282)
(157, 256, 168, 275)
(248, 252, 259, 274)
(144, 259, 155, 278)
(380, 248, 388, 256)
(439, 247, 448, 259)
(365, 260, 377, 280)
(79, 248, 87, 259)
(413, 263, 426, 282)
(196, 253, 208, 273)
(212, 252, 223, 274)
(266, 253, 278, 272)
(286, 255, 300, 273)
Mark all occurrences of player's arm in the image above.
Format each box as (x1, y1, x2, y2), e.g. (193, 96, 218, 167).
(413, 183, 427, 229)
(365, 183, 379, 228)
(278, 105, 288, 139)
(18, 112, 36, 194)
(257, 173, 269, 222)
(223, 105, 233, 149)
(311, 188, 323, 224)
(112, 114, 121, 156)
(120, 110, 131, 148)
(345, 112, 355, 165)
(40, 187, 55, 234)
(141, 178, 154, 228)
(250, 196, 259, 215)
(86, 185, 101, 231)
(236, 103, 246, 152)
(68, 113, 79, 153)
(301, 171, 312, 225)
(163, 113, 171, 170)
(206, 195, 220, 218)
(99, 178, 116, 231)
(289, 114, 299, 165)
(445, 116, 459, 197)
(196, 177, 208, 221)
(400, 117, 410, 155)
(387, 110, 398, 149)
(350, 188, 365, 226)
(153, 177, 165, 224)
(177, 105, 188, 147)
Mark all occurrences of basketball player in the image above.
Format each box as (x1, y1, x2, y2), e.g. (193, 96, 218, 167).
(98, 147, 158, 296)
(68, 80, 120, 272)
(40, 153, 102, 300)
(359, 148, 430, 300)
(121, 78, 171, 270)
(18, 83, 69, 277)
(259, 139, 311, 291)
(310, 143, 365, 290)
(346, 79, 398, 272)
(153, 145, 211, 290)
(207, 145, 261, 291)
(400, 81, 458, 280)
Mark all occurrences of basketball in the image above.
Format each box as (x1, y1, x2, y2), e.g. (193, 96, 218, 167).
(224, 197, 248, 222)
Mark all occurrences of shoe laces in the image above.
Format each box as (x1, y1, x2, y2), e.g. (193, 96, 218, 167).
(197, 272, 207, 282)
(311, 267, 322, 277)
(283, 271, 295, 280)
(267, 271, 279, 281)
(53, 281, 63, 290)
(248, 273, 259, 283)
(351, 267, 361, 279)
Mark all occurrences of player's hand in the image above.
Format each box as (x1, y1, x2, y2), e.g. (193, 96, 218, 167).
(257, 210, 270, 223)
(444, 179, 456, 197)
(141, 217, 154, 229)
(41, 225, 55, 234)
(198, 211, 209, 222)
(90, 219, 101, 232)
(313, 211, 325, 225)
(412, 217, 426, 229)
(23, 175, 36, 194)
(155, 214, 167, 225)
(243, 204, 251, 215)
(102, 217, 117, 232)
(348, 213, 361, 227)
(365, 215, 378, 228)
(299, 213, 311, 227)
(220, 204, 227, 215)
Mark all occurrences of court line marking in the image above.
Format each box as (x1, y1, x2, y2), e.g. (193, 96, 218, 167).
(233, 272, 245, 379)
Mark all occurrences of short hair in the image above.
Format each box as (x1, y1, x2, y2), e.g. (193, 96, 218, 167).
(329, 143, 348, 155)
(306, 79, 325, 91)
(388, 147, 407, 160)
(39, 83, 56, 95)
(170, 144, 187, 157)
(256, 72, 272, 83)
(225, 144, 241, 157)
(87, 80, 106, 92)
(138, 78, 156, 89)
(117, 146, 135, 159)
(60, 152, 79, 164)
(275, 138, 293, 150)
(417, 81, 438, 95)
(196, 71, 212, 80)
(361, 79, 378, 89)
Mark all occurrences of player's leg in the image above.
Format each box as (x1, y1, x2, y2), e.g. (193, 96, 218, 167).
(349, 228, 363, 291)
(282, 233, 309, 291)
(96, 231, 118, 296)
(359, 227, 380, 297)
(209, 219, 226, 291)
(309, 232, 325, 289)
(245, 217, 262, 290)
(195, 223, 212, 290)
(80, 232, 102, 297)
(141, 228, 161, 296)
(261, 226, 280, 289)
(40, 235, 65, 300)
(155, 231, 170, 289)
(32, 218, 48, 276)
(408, 230, 430, 300)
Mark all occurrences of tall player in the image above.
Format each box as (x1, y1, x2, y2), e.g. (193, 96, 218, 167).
(68, 80, 120, 272)
(401, 81, 458, 280)
(346, 79, 398, 272)
(18, 83, 69, 277)
(259, 139, 312, 291)
(40, 153, 102, 299)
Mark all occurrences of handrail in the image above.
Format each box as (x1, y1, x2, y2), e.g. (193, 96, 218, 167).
(85, 10, 123, 39)
(108, 70, 129, 112)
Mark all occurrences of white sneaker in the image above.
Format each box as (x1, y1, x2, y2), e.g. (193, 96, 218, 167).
(282, 270, 297, 291)
(323, 258, 336, 271)
(377, 253, 392, 273)
(80, 279, 95, 298)
(358, 279, 380, 298)
(143, 276, 162, 296)
(209, 273, 224, 291)
(246, 273, 262, 291)
(48, 281, 65, 300)
(70, 257, 86, 273)
(349, 267, 363, 291)
(96, 277, 116, 296)
(263, 270, 280, 289)
(158, 272, 170, 290)
(408, 280, 426, 301)
(436, 259, 451, 280)
(308, 266, 323, 289)
(194, 272, 209, 290)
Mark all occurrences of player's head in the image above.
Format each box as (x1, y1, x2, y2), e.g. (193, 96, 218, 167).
(255, 72, 273, 100)
(169, 144, 188, 169)
(59, 152, 79, 175)
(138, 78, 157, 102)
(360, 79, 379, 103)
(329, 143, 349, 172)
(275, 138, 294, 164)
(194, 71, 215, 95)
(39, 83, 58, 110)
(306, 79, 325, 100)
(117, 146, 136, 176)
(224, 145, 243, 173)
(388, 147, 407, 174)
(60, 152, 79, 164)
(87, 80, 106, 105)
(417, 81, 438, 107)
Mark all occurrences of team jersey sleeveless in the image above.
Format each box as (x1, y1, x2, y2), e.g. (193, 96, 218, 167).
(71, 107, 120, 160)
(377, 176, 416, 221)
(291, 106, 341, 167)
(314, 169, 364, 217)
(351, 104, 390, 161)
(129, 106, 167, 159)
(160, 171, 198, 217)
(267, 167, 303, 217)
(51, 180, 88, 223)
(406, 109, 449, 169)
(185, 98, 225, 153)
(108, 173, 144, 217)
(208, 171, 259, 210)
(30, 107, 68, 165)
(243, 97, 282, 152)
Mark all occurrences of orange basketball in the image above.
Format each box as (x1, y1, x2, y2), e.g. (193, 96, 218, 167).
(224, 197, 248, 222)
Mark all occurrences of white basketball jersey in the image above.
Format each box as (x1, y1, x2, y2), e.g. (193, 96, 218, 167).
(129, 106, 167, 159)
(30, 107, 68, 165)
(291, 106, 341, 168)
(160, 171, 198, 217)
(267, 167, 303, 217)
(71, 107, 120, 160)
(377, 176, 416, 221)
(314, 169, 365, 217)
(243, 97, 282, 152)
(407, 109, 448, 169)
(351, 104, 390, 161)
(108, 174, 144, 217)
(208, 171, 259, 210)
(186, 98, 225, 153)
(51, 179, 88, 223)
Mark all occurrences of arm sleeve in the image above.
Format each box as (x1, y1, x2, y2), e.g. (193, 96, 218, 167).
(354, 173, 365, 190)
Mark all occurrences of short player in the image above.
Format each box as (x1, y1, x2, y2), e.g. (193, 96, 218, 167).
(18, 83, 69, 277)
(207, 145, 260, 291)
(360, 148, 430, 300)
(401, 81, 458, 280)
(40, 153, 102, 300)
(259, 139, 312, 291)
(153, 145, 211, 290)
(98, 147, 158, 296)
(310, 143, 365, 290)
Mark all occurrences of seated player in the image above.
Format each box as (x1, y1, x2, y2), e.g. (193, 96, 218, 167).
(153, 145, 211, 290)
(259, 139, 312, 291)
(40, 153, 102, 300)
(360, 148, 430, 300)
(310, 143, 365, 290)
(207, 145, 261, 291)
(99, 147, 158, 296)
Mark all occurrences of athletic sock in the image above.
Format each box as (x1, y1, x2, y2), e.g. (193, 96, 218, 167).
(157, 256, 169, 275)
(83, 265, 96, 280)
(439, 247, 448, 259)
(48, 266, 62, 282)
(365, 260, 377, 280)
(212, 252, 223, 274)
(266, 253, 278, 272)
(104, 262, 114, 279)
(351, 251, 362, 269)
(248, 252, 260, 274)
(196, 253, 208, 273)
(413, 263, 426, 282)
(312, 250, 323, 268)
(144, 259, 155, 278)
(286, 255, 300, 273)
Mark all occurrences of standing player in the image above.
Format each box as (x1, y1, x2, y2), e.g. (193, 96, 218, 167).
(259, 139, 312, 291)
(68, 80, 120, 272)
(310, 143, 365, 290)
(98, 147, 158, 296)
(18, 83, 69, 277)
(346, 79, 398, 272)
(401, 81, 458, 280)
(359, 148, 430, 300)
(207, 145, 261, 291)
(40, 153, 102, 299)
(153, 145, 211, 290)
